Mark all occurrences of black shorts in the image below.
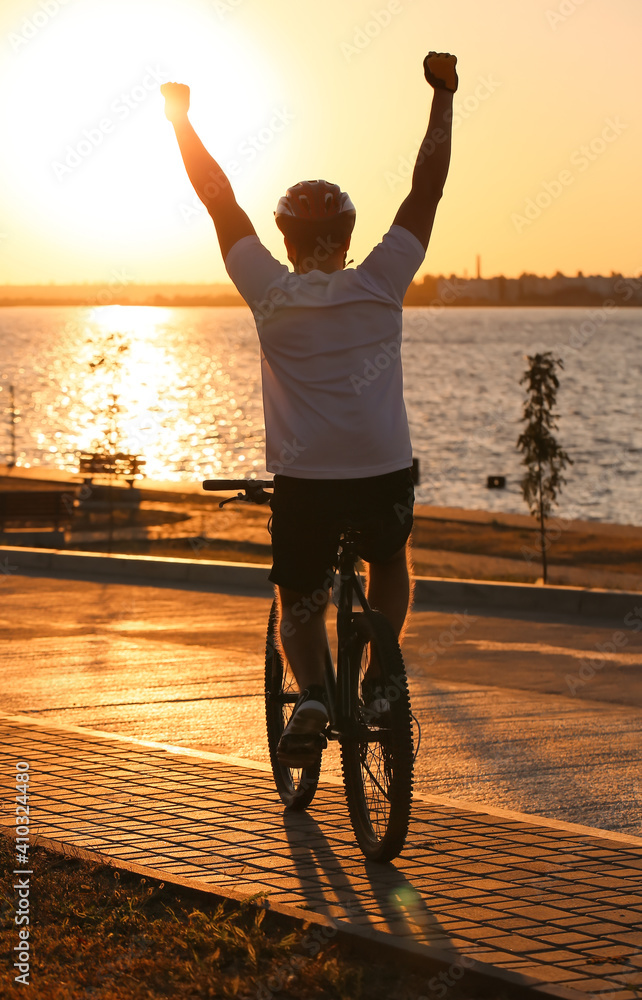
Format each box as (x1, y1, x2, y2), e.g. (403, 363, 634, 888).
(268, 468, 415, 596)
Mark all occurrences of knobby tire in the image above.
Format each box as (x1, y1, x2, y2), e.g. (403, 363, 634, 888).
(340, 611, 414, 862)
(264, 599, 321, 810)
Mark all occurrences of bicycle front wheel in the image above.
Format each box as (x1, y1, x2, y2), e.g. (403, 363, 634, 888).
(264, 600, 321, 811)
(340, 611, 414, 862)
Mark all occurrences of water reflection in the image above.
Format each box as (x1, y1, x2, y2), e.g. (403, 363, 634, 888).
(41, 305, 265, 482)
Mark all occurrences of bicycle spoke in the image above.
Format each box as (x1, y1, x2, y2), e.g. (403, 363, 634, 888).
(361, 765, 388, 801)
(359, 746, 392, 802)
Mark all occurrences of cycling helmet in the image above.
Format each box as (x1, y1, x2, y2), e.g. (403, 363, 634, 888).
(275, 180, 356, 234)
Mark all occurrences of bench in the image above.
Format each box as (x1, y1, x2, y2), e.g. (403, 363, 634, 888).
(77, 452, 145, 488)
(0, 491, 74, 531)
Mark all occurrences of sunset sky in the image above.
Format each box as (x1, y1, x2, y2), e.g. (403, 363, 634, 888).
(0, 0, 640, 286)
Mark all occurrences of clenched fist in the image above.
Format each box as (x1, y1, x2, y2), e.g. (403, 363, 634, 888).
(161, 82, 190, 122)
(424, 52, 458, 93)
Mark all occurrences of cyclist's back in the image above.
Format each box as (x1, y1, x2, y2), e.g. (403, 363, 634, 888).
(225, 223, 423, 479)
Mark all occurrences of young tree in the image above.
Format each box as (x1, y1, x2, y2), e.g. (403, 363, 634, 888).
(517, 352, 573, 583)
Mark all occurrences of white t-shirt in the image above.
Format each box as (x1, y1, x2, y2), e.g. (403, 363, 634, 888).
(225, 224, 425, 479)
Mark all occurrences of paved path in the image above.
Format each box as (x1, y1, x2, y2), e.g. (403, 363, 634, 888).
(2, 573, 641, 835)
(2, 714, 642, 999)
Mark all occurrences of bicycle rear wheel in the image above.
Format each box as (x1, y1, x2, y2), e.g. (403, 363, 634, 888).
(264, 600, 321, 810)
(340, 611, 414, 862)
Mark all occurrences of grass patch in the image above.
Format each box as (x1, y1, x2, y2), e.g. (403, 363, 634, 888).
(0, 836, 491, 1000)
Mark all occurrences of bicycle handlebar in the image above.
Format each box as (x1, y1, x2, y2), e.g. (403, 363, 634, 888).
(202, 479, 273, 492)
(202, 478, 274, 507)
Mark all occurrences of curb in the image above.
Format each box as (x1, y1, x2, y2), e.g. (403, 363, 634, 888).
(0, 544, 272, 593)
(0, 826, 589, 1000)
(2, 544, 640, 619)
(412, 575, 641, 620)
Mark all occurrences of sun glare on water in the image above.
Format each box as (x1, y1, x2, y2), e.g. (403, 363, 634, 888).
(57, 303, 263, 483)
(68, 305, 173, 469)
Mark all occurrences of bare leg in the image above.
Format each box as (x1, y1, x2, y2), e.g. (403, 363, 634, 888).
(277, 543, 412, 692)
(366, 543, 414, 640)
(277, 586, 329, 692)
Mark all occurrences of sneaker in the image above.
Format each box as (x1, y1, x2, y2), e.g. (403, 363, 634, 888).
(277, 685, 328, 768)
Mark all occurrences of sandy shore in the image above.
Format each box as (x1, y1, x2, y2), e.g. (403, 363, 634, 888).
(410, 504, 642, 591)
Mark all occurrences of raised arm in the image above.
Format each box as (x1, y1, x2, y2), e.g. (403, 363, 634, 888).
(161, 82, 256, 260)
(393, 52, 458, 250)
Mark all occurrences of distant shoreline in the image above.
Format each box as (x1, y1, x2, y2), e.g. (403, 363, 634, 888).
(2, 298, 642, 309)
(1, 273, 641, 309)
(0, 297, 245, 308)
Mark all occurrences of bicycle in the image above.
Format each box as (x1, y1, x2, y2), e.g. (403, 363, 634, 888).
(202, 477, 415, 863)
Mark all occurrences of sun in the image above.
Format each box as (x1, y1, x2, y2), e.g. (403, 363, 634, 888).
(3, 0, 284, 276)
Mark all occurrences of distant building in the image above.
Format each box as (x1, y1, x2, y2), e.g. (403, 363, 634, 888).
(403, 270, 642, 307)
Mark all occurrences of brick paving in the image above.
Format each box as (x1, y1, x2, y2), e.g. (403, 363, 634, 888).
(2, 713, 642, 998)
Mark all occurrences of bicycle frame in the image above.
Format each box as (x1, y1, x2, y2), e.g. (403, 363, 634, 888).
(324, 531, 372, 742)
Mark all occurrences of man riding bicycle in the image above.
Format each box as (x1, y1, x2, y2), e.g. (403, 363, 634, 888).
(162, 51, 458, 768)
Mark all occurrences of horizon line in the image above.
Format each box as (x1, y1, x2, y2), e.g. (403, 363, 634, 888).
(1, 268, 641, 290)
